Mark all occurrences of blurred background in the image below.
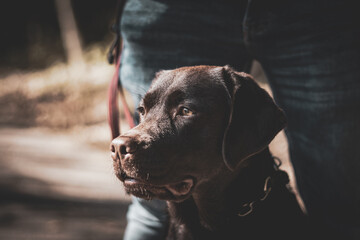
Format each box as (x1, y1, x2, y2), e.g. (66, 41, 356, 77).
(0, 1, 132, 239)
(0, 0, 300, 239)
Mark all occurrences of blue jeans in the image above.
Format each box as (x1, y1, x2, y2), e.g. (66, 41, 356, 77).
(120, 0, 360, 239)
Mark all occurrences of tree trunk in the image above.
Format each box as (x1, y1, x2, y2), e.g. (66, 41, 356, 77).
(54, 0, 84, 66)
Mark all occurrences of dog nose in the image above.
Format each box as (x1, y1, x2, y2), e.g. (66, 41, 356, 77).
(111, 137, 137, 161)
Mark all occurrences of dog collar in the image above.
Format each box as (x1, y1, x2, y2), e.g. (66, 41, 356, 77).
(237, 156, 288, 217)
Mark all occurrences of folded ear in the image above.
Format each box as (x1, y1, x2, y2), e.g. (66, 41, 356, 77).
(221, 66, 287, 170)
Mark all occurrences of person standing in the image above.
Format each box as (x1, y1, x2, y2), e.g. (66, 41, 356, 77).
(112, 0, 360, 239)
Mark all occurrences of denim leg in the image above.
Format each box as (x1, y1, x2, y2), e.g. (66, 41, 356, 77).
(120, 0, 250, 97)
(120, 1, 250, 239)
(123, 197, 169, 240)
(245, 1, 360, 237)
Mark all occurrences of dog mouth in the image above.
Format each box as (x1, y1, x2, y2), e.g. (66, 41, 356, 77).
(125, 177, 194, 196)
(118, 171, 195, 200)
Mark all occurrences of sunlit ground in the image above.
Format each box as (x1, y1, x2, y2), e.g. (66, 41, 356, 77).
(0, 46, 132, 239)
(0, 51, 304, 239)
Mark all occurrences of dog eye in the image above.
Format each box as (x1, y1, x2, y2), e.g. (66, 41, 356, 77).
(137, 106, 145, 115)
(179, 107, 194, 116)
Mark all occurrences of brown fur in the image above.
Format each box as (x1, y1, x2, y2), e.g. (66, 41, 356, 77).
(111, 66, 308, 239)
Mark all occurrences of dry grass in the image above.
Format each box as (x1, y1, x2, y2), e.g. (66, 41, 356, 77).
(0, 46, 118, 129)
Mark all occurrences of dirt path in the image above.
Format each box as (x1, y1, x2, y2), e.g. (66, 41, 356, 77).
(0, 126, 131, 240)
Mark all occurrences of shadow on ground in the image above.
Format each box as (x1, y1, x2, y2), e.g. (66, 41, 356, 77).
(0, 127, 131, 240)
(0, 187, 129, 240)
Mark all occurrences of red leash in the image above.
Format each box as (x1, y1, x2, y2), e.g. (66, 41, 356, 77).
(107, 52, 135, 140)
(107, 0, 134, 140)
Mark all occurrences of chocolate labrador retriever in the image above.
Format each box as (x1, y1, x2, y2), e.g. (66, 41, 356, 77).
(111, 65, 307, 239)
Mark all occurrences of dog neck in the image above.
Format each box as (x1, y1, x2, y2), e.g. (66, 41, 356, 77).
(167, 148, 276, 232)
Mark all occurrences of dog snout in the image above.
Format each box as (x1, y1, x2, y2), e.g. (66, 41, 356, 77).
(111, 137, 138, 162)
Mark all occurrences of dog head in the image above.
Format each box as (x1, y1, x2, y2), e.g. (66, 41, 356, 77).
(111, 65, 286, 202)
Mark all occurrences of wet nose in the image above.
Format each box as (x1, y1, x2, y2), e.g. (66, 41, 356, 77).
(111, 137, 138, 161)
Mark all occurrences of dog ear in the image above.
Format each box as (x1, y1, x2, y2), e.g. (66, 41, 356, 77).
(221, 66, 287, 170)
